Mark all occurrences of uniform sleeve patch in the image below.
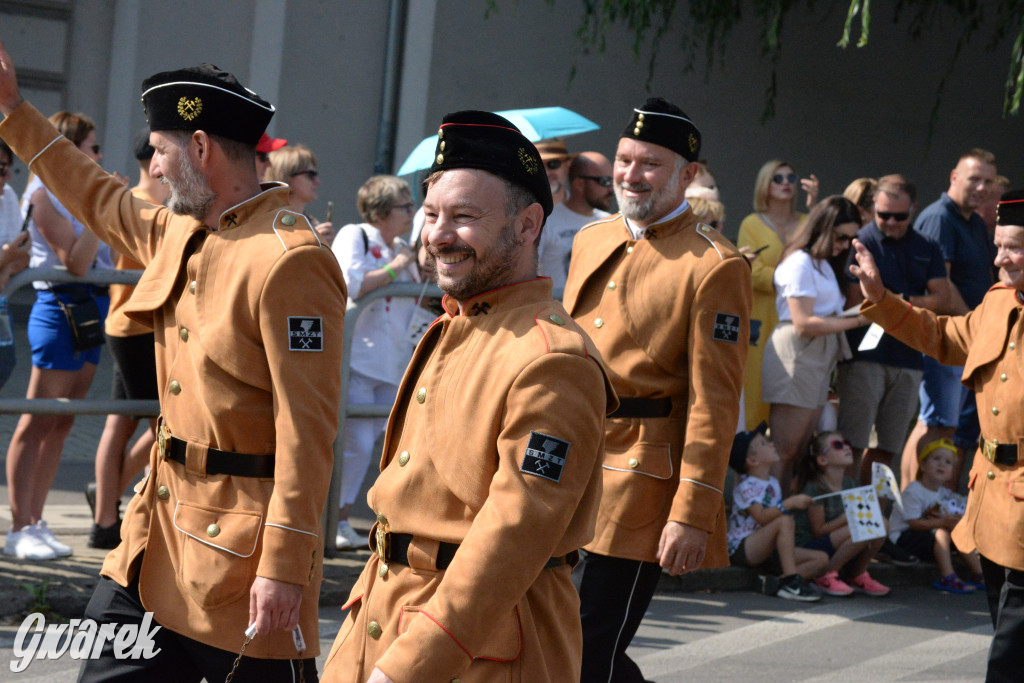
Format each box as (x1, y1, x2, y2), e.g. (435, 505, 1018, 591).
(288, 316, 324, 351)
(712, 312, 740, 343)
(520, 431, 570, 483)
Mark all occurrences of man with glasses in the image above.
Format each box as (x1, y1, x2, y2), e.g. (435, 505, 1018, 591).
(839, 175, 950, 488)
(539, 150, 614, 293)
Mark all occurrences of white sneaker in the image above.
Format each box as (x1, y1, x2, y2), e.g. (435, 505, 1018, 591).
(33, 521, 73, 558)
(336, 521, 368, 550)
(4, 527, 57, 560)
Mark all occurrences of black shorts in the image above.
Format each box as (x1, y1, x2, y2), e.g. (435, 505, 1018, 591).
(108, 332, 158, 401)
(895, 529, 936, 562)
(730, 536, 783, 573)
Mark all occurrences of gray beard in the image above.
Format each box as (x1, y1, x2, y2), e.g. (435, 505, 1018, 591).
(164, 150, 216, 220)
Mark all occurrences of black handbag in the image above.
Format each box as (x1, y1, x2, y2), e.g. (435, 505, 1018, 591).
(54, 294, 105, 351)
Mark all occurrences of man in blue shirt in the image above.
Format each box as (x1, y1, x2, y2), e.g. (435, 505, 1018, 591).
(903, 149, 997, 486)
(841, 175, 950, 486)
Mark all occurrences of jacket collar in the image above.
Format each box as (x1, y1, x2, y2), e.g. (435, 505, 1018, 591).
(216, 182, 291, 231)
(441, 277, 553, 317)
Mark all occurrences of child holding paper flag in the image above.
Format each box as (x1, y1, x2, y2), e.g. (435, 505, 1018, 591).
(793, 431, 891, 596)
(887, 438, 984, 594)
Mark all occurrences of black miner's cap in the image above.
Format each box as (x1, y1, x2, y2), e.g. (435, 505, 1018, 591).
(140, 64, 274, 146)
(729, 421, 768, 474)
(429, 111, 553, 217)
(997, 189, 1024, 227)
(620, 97, 701, 162)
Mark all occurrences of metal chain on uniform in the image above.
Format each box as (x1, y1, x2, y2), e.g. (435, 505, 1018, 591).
(223, 630, 253, 683)
(224, 627, 307, 683)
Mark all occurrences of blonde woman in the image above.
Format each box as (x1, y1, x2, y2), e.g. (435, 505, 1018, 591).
(264, 143, 335, 245)
(737, 160, 818, 429)
(843, 177, 878, 227)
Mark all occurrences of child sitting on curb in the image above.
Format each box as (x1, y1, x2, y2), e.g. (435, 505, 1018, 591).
(888, 438, 984, 594)
(793, 431, 890, 597)
(727, 422, 828, 601)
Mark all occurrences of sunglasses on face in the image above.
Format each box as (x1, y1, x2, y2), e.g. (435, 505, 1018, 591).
(772, 172, 798, 185)
(392, 202, 415, 214)
(544, 158, 566, 171)
(292, 169, 319, 180)
(829, 439, 852, 451)
(876, 211, 910, 221)
(575, 174, 613, 188)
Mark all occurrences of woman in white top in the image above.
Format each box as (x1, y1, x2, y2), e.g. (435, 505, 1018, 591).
(330, 174, 418, 549)
(4, 111, 114, 561)
(762, 196, 866, 492)
(0, 141, 31, 389)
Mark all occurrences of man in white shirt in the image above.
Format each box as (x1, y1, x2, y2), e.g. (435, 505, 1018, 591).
(538, 151, 613, 293)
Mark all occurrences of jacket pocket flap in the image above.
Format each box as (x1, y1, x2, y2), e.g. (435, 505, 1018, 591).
(398, 605, 522, 662)
(173, 501, 262, 558)
(603, 442, 673, 479)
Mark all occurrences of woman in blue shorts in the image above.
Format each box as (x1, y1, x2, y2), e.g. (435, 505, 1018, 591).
(3, 111, 113, 561)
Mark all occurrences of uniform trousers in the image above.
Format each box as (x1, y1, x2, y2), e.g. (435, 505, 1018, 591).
(573, 550, 663, 683)
(77, 576, 318, 683)
(981, 555, 1024, 683)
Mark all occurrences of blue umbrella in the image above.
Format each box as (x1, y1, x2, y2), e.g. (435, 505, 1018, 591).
(395, 106, 600, 176)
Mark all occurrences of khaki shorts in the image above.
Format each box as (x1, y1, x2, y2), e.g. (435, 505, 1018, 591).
(836, 361, 922, 452)
(762, 322, 845, 409)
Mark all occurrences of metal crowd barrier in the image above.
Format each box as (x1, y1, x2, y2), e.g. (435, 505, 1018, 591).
(0, 266, 446, 556)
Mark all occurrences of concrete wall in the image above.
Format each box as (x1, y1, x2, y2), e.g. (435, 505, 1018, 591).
(1, 0, 1020, 235)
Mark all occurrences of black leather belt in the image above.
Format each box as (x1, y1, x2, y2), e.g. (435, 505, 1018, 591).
(51, 284, 110, 297)
(609, 397, 673, 419)
(981, 437, 1019, 465)
(166, 435, 275, 477)
(376, 532, 577, 571)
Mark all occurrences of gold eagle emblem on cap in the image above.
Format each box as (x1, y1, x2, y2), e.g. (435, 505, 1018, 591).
(177, 96, 203, 122)
(518, 148, 539, 175)
(688, 133, 698, 153)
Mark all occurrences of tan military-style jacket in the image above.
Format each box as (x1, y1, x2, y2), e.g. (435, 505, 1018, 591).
(563, 209, 752, 566)
(862, 285, 1024, 570)
(0, 103, 346, 658)
(322, 278, 616, 683)
(104, 186, 157, 338)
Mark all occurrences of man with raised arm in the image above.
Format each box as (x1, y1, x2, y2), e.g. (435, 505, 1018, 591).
(0, 42, 345, 681)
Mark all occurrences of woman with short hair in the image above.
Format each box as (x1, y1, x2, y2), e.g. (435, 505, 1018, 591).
(264, 143, 335, 245)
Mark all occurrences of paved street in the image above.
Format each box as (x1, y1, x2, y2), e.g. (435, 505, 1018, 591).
(0, 585, 991, 681)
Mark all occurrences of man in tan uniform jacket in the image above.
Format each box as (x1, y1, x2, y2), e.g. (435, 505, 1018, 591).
(322, 110, 616, 683)
(850, 189, 1024, 683)
(563, 98, 751, 682)
(0, 48, 345, 682)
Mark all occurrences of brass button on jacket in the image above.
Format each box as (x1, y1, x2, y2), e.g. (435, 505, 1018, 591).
(367, 621, 382, 639)
(207, 523, 221, 537)
(179, 327, 189, 342)
(168, 380, 181, 395)
(416, 388, 427, 403)
(188, 280, 197, 294)
(398, 451, 410, 466)
(157, 485, 170, 500)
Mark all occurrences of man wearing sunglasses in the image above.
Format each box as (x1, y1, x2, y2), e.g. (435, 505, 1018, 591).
(538, 150, 614, 294)
(564, 97, 751, 683)
(839, 175, 950, 491)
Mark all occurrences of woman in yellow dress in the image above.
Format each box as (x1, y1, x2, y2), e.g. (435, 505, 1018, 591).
(737, 160, 818, 430)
